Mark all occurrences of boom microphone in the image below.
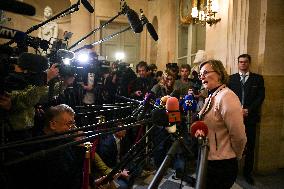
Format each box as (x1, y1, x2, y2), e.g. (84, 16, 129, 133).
(140, 10, 159, 41)
(0, 26, 49, 50)
(81, 0, 94, 13)
(165, 97, 180, 133)
(123, 3, 143, 33)
(0, 1, 36, 16)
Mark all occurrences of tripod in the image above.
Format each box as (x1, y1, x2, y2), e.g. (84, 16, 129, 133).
(148, 132, 209, 189)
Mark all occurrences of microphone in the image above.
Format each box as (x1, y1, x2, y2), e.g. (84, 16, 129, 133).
(151, 109, 168, 127)
(182, 94, 197, 112)
(190, 121, 208, 141)
(140, 9, 159, 41)
(0, 1, 36, 16)
(190, 121, 209, 189)
(160, 96, 169, 107)
(80, 0, 94, 13)
(122, 3, 143, 33)
(57, 49, 75, 60)
(137, 92, 156, 120)
(165, 97, 180, 133)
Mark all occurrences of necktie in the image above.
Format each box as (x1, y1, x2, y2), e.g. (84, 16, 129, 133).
(116, 140, 121, 162)
(241, 74, 246, 105)
(241, 74, 246, 85)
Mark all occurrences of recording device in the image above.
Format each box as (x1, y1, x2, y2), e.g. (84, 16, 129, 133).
(56, 49, 75, 60)
(0, 1, 36, 16)
(81, 0, 94, 13)
(0, 26, 49, 52)
(114, 62, 137, 97)
(122, 3, 143, 33)
(140, 9, 158, 41)
(3, 52, 49, 92)
(166, 97, 180, 133)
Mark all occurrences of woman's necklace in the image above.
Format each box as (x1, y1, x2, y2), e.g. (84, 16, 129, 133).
(198, 84, 226, 120)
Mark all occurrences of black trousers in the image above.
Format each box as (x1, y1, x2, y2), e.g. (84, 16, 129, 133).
(206, 158, 238, 189)
(243, 123, 256, 176)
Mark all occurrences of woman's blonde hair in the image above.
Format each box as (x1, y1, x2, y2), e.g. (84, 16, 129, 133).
(199, 59, 229, 85)
(160, 70, 175, 87)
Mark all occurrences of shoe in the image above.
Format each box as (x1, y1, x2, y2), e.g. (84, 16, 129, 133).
(183, 175, 196, 187)
(172, 174, 196, 187)
(244, 175, 255, 185)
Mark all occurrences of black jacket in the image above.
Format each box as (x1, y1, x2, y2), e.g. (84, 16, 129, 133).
(228, 72, 265, 124)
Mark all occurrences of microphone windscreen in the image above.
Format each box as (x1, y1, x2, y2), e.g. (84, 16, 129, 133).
(166, 97, 179, 111)
(0, 1, 36, 16)
(143, 92, 155, 105)
(18, 53, 49, 73)
(146, 23, 158, 41)
(183, 94, 197, 112)
(81, 0, 94, 13)
(160, 95, 169, 105)
(166, 97, 181, 123)
(126, 8, 143, 33)
(190, 121, 208, 137)
(152, 109, 168, 127)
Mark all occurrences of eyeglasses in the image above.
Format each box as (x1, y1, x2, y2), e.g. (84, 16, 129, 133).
(198, 70, 216, 79)
(52, 120, 76, 129)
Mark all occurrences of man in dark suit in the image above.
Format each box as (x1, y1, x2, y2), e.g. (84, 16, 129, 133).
(97, 129, 130, 189)
(228, 54, 265, 185)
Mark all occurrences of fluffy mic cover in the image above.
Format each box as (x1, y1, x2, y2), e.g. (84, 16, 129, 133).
(190, 121, 208, 137)
(160, 95, 169, 106)
(146, 22, 158, 41)
(81, 0, 94, 13)
(126, 8, 143, 33)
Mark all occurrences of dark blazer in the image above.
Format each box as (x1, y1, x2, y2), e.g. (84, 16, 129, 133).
(97, 134, 119, 168)
(228, 72, 265, 124)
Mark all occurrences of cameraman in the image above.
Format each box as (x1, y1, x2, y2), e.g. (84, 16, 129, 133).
(129, 61, 155, 100)
(5, 53, 59, 140)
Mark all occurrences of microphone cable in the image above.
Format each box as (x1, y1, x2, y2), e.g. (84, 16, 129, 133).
(3, 118, 152, 166)
(0, 116, 136, 151)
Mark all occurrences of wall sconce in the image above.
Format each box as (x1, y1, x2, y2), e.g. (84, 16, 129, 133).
(180, 0, 221, 26)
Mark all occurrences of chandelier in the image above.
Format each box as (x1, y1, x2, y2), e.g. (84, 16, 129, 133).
(179, 0, 221, 26)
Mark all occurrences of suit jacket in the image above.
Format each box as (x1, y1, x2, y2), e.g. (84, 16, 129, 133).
(228, 72, 265, 124)
(97, 134, 120, 168)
